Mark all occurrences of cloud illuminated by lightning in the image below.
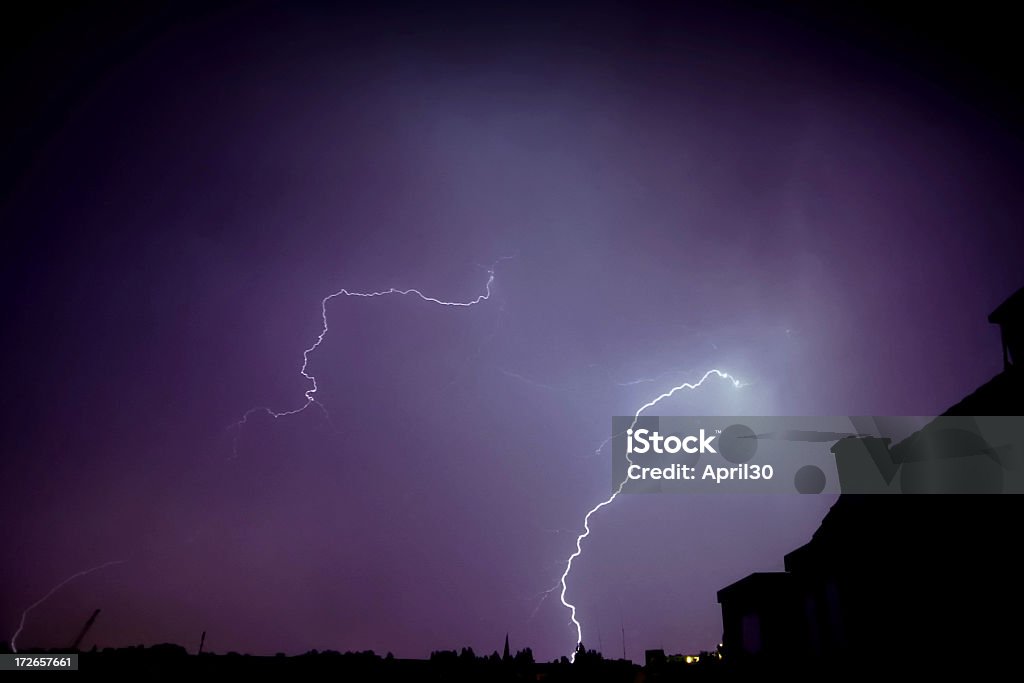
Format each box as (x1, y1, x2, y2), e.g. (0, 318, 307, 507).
(558, 368, 743, 660)
(10, 560, 124, 653)
(232, 256, 513, 451)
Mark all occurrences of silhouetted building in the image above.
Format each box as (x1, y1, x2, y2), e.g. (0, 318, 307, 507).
(717, 573, 803, 662)
(990, 285, 1024, 371)
(644, 649, 666, 668)
(718, 285, 1024, 668)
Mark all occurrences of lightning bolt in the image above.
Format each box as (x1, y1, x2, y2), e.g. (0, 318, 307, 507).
(558, 368, 743, 660)
(232, 256, 513, 452)
(10, 560, 124, 653)
(229, 254, 736, 659)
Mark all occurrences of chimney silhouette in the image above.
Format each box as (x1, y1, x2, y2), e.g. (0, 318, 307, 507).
(989, 286, 1024, 371)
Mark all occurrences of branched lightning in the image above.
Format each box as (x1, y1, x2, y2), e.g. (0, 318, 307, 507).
(528, 581, 564, 621)
(232, 256, 513, 452)
(228, 254, 738, 661)
(10, 560, 124, 653)
(558, 369, 743, 659)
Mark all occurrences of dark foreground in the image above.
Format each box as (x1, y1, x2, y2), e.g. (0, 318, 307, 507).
(4, 644, 992, 679)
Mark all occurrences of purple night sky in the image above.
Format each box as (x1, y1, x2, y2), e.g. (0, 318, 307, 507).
(2, 0, 1023, 662)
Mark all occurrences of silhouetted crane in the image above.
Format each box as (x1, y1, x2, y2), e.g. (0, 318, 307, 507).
(70, 609, 100, 651)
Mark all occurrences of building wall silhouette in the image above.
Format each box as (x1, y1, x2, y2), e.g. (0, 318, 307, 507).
(718, 286, 1024, 667)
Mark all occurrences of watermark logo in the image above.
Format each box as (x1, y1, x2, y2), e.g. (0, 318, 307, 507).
(612, 416, 1024, 494)
(626, 428, 717, 455)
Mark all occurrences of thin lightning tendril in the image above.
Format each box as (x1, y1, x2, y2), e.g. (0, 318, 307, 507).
(10, 560, 124, 653)
(558, 369, 743, 660)
(232, 257, 513, 451)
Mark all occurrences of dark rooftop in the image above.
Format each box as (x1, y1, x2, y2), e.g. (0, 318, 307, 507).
(988, 285, 1024, 325)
